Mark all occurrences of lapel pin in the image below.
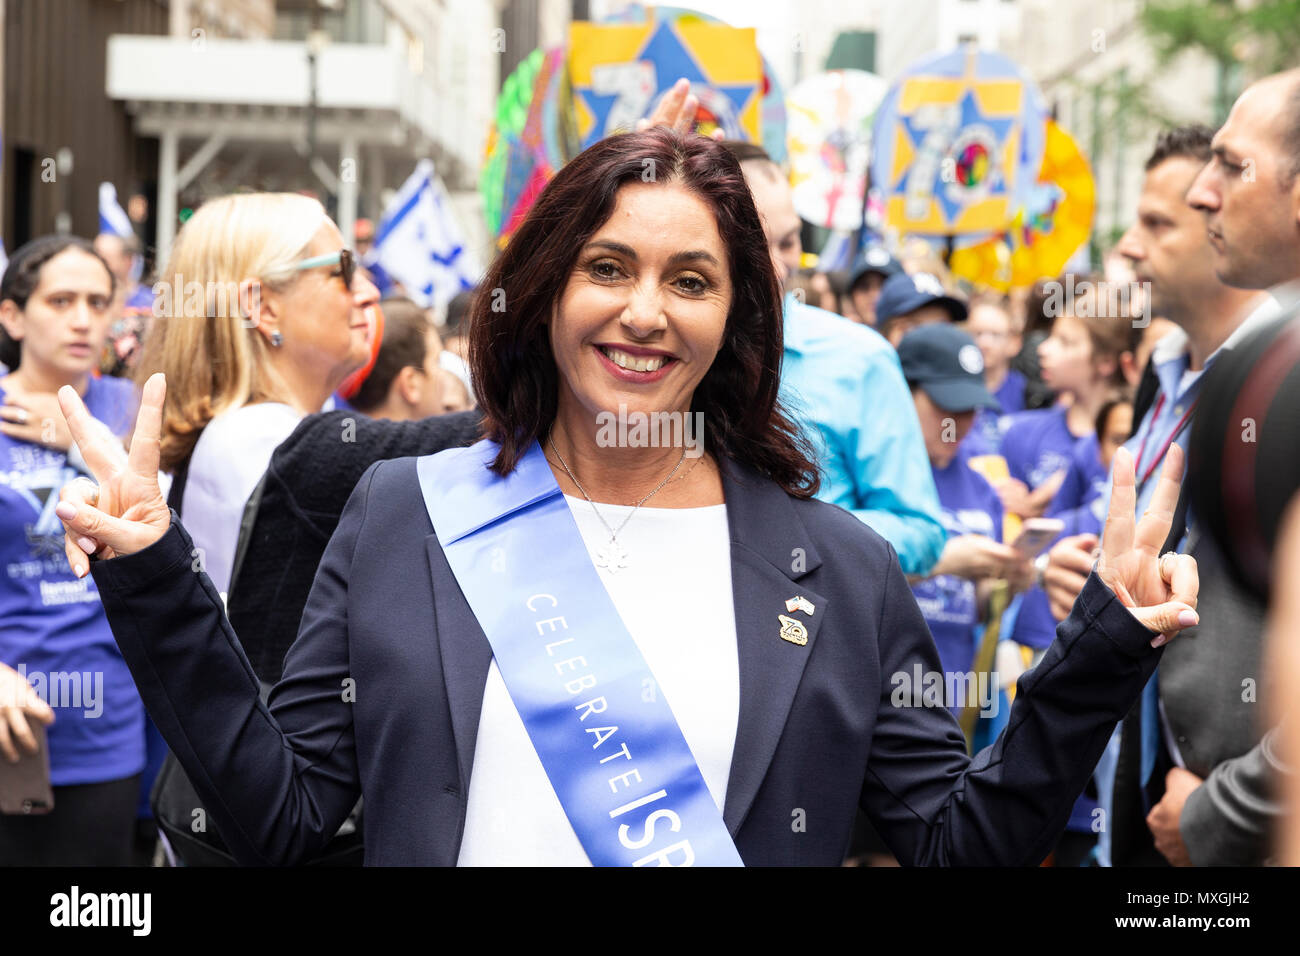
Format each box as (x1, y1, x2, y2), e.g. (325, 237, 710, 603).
(785, 595, 815, 615)
(778, 614, 809, 646)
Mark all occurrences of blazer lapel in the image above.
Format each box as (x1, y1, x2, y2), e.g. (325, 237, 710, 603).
(425, 534, 492, 792)
(719, 461, 827, 835)
(418, 439, 555, 792)
(419, 445, 828, 837)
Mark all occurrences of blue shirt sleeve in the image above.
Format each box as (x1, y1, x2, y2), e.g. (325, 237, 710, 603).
(983, 472, 1005, 545)
(1047, 434, 1106, 534)
(1048, 461, 1083, 517)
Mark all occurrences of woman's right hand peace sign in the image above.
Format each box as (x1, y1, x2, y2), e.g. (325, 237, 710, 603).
(1095, 442, 1200, 647)
(54, 372, 171, 577)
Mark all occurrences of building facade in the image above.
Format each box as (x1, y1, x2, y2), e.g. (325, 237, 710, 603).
(3, 0, 544, 274)
(2, 0, 169, 248)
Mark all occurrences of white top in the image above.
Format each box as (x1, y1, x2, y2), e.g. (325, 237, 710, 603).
(181, 402, 301, 600)
(456, 494, 738, 866)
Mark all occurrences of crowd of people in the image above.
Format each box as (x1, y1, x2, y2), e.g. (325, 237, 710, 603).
(0, 69, 1297, 868)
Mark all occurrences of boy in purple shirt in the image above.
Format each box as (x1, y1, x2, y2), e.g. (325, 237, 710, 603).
(898, 325, 1031, 687)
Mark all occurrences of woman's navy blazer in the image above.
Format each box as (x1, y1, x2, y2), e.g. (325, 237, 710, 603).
(89, 453, 1161, 865)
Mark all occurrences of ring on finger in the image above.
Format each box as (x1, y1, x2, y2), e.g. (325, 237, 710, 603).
(72, 476, 100, 506)
(1159, 551, 1179, 578)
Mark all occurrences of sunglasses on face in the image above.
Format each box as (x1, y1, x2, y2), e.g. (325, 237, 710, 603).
(292, 248, 356, 290)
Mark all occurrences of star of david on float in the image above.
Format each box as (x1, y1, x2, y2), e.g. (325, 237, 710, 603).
(575, 20, 757, 146)
(899, 90, 1019, 227)
(894, 88, 1017, 228)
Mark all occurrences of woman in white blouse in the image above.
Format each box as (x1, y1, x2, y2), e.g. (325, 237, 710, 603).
(135, 194, 379, 598)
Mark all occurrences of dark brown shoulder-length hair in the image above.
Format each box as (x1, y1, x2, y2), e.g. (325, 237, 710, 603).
(469, 126, 820, 497)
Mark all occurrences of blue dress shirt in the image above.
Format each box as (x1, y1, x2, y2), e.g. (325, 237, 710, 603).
(778, 293, 946, 576)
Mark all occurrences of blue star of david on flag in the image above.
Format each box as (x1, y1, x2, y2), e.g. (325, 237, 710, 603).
(365, 160, 481, 310)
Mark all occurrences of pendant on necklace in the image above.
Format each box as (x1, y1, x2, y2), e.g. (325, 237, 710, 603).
(595, 538, 629, 573)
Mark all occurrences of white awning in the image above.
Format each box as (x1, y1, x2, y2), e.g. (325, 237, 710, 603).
(106, 34, 452, 264)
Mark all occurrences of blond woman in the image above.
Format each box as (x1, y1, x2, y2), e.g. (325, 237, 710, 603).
(137, 193, 378, 598)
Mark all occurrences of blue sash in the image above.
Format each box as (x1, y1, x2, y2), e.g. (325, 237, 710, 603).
(416, 439, 742, 867)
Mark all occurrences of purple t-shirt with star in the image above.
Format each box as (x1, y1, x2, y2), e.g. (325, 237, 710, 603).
(0, 375, 145, 785)
(911, 443, 1004, 681)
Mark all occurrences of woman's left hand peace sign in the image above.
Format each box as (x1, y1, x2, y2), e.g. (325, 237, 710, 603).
(1096, 443, 1200, 647)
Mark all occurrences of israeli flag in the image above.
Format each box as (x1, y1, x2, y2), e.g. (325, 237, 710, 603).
(98, 182, 133, 238)
(816, 229, 855, 273)
(365, 160, 480, 309)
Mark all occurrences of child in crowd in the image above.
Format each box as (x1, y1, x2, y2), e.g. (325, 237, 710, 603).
(963, 293, 1026, 454)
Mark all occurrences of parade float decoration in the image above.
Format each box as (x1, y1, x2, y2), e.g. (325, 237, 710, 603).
(949, 119, 1096, 292)
(479, 5, 785, 245)
(785, 69, 888, 233)
(869, 46, 1049, 238)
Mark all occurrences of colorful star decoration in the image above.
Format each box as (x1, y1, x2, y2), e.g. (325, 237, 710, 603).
(568, 19, 763, 150)
(895, 88, 1016, 227)
(872, 46, 1046, 237)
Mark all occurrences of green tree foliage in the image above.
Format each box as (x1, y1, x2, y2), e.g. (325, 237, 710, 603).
(1141, 0, 1300, 76)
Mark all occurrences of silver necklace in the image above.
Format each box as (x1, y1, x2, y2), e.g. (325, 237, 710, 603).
(548, 433, 687, 574)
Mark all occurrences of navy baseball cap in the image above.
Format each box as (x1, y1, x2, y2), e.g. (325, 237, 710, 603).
(848, 244, 902, 291)
(897, 324, 997, 412)
(875, 271, 969, 325)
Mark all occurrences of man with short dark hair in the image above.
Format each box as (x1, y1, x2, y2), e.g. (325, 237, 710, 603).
(351, 299, 466, 420)
(1044, 122, 1276, 866)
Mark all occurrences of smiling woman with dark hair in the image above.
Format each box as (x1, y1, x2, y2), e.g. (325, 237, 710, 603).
(469, 126, 815, 496)
(40, 125, 1203, 867)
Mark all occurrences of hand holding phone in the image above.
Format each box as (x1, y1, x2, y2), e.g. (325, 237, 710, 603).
(0, 663, 55, 815)
(1011, 517, 1066, 558)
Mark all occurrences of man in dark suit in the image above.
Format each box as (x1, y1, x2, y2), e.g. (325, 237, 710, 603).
(1112, 533, 1274, 865)
(1046, 106, 1296, 865)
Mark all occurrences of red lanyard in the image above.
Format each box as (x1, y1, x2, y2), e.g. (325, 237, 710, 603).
(1134, 393, 1198, 487)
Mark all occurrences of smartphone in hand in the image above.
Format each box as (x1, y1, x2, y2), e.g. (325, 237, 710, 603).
(0, 721, 54, 815)
(1011, 517, 1066, 559)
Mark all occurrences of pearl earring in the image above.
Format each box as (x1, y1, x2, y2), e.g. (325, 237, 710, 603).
(270, 331, 283, 347)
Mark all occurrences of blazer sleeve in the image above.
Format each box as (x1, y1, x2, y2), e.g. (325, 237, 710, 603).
(1180, 727, 1287, 865)
(859, 545, 1163, 866)
(89, 463, 384, 865)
